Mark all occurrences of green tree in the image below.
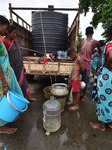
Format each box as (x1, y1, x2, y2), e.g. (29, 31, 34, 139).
(79, 0, 112, 31)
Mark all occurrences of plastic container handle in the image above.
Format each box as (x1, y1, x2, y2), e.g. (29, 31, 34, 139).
(52, 83, 67, 87)
(7, 92, 28, 113)
(20, 105, 28, 113)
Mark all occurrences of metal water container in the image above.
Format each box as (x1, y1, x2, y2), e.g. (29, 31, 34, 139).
(51, 83, 69, 112)
(43, 96, 61, 135)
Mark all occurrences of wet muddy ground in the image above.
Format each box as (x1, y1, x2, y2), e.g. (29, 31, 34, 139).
(0, 76, 112, 150)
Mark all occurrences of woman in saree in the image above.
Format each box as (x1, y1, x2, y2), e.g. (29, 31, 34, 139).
(90, 24, 112, 131)
(1, 25, 36, 101)
(0, 15, 23, 134)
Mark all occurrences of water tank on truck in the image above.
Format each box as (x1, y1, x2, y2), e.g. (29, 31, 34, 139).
(31, 9, 68, 56)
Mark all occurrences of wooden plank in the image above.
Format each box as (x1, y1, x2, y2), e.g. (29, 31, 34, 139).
(24, 59, 73, 76)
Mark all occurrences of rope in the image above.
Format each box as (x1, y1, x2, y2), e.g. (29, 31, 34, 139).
(21, 12, 55, 85)
(39, 11, 54, 85)
(39, 11, 47, 56)
(20, 46, 45, 55)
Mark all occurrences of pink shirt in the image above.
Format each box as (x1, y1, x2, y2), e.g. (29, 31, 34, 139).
(79, 38, 94, 70)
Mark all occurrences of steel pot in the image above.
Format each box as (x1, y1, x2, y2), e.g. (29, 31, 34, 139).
(51, 83, 69, 97)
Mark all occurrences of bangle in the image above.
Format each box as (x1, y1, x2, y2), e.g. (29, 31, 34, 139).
(0, 77, 5, 80)
(2, 83, 8, 88)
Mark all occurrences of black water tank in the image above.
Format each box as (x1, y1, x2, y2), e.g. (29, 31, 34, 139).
(31, 11, 68, 55)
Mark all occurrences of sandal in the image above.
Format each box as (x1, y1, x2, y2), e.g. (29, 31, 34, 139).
(90, 121, 105, 131)
(0, 126, 17, 134)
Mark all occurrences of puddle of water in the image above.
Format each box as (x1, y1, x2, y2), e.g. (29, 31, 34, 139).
(60, 129, 68, 145)
(82, 132, 88, 140)
(76, 111, 80, 119)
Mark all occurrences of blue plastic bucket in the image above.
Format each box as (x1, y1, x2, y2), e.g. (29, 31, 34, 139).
(0, 91, 30, 122)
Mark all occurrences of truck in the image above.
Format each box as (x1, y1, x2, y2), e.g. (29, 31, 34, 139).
(8, 3, 80, 77)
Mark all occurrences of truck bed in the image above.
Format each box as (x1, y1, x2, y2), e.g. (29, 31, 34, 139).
(23, 56, 74, 76)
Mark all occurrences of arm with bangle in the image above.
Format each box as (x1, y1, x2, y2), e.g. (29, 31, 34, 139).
(0, 65, 9, 94)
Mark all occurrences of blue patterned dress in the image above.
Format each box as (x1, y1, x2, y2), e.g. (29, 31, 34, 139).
(92, 41, 112, 123)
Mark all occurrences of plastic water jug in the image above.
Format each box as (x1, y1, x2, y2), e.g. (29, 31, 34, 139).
(43, 96, 61, 135)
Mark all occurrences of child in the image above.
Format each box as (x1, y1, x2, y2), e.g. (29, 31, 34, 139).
(67, 47, 84, 110)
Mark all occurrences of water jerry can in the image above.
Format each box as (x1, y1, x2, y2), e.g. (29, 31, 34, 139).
(43, 96, 61, 135)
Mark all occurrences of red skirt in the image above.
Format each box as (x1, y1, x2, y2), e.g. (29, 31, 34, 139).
(69, 80, 81, 92)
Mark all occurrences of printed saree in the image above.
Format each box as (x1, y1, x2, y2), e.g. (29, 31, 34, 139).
(2, 39, 30, 99)
(92, 41, 112, 123)
(0, 41, 23, 126)
(0, 41, 23, 97)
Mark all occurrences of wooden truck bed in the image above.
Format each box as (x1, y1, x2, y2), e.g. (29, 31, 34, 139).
(23, 57, 74, 76)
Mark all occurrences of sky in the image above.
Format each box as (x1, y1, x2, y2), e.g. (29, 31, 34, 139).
(1, 0, 104, 40)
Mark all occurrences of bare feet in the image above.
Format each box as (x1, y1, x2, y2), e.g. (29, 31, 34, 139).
(90, 121, 105, 131)
(68, 105, 79, 111)
(107, 122, 112, 129)
(66, 101, 74, 105)
(0, 126, 17, 134)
